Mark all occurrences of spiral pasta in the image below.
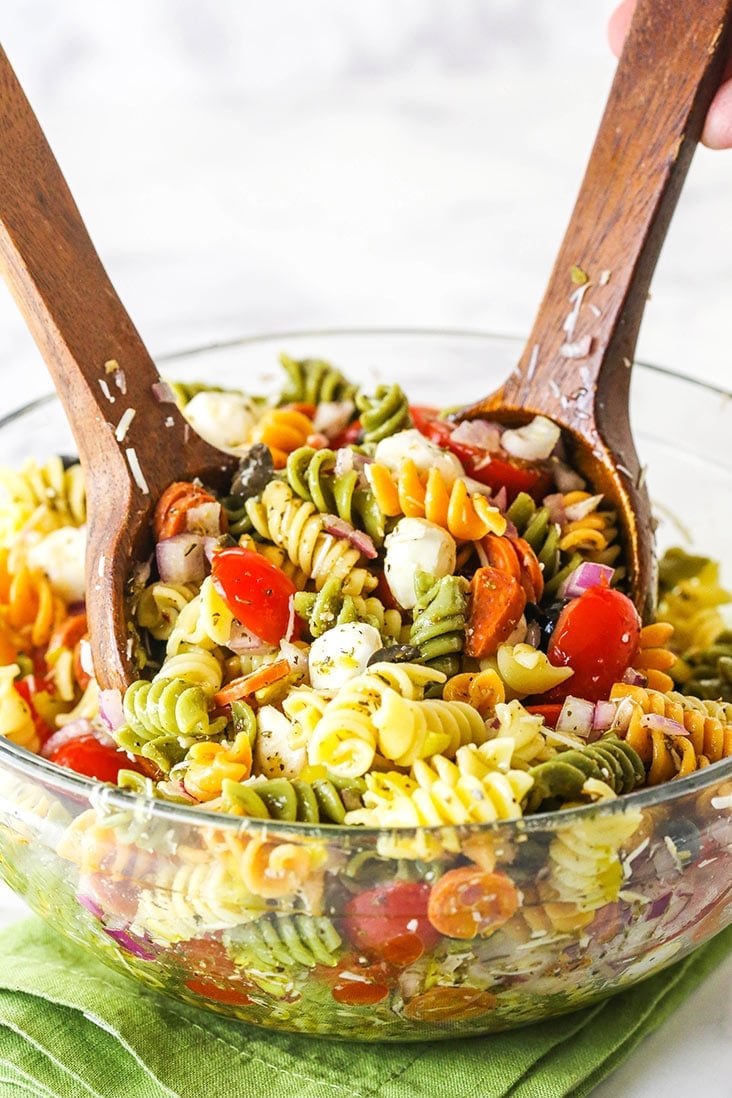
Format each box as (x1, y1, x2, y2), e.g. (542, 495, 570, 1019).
(227, 914, 342, 995)
(134, 581, 198, 642)
(631, 621, 676, 693)
(676, 629, 732, 702)
(0, 457, 86, 541)
(346, 739, 533, 827)
(558, 491, 621, 567)
(544, 809, 642, 911)
(355, 384, 410, 444)
(286, 446, 384, 544)
(213, 771, 366, 823)
(409, 572, 469, 677)
(120, 676, 226, 743)
(524, 735, 645, 812)
(368, 460, 506, 541)
(611, 682, 732, 773)
(246, 480, 377, 595)
(506, 492, 578, 595)
(278, 353, 357, 406)
(294, 574, 403, 642)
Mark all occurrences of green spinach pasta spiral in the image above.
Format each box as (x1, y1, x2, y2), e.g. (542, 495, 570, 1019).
(278, 353, 357, 406)
(507, 492, 581, 597)
(286, 446, 385, 544)
(294, 574, 403, 642)
(674, 629, 732, 702)
(218, 772, 366, 823)
(355, 383, 411, 444)
(409, 572, 468, 678)
(227, 914, 342, 995)
(120, 677, 227, 744)
(523, 735, 645, 812)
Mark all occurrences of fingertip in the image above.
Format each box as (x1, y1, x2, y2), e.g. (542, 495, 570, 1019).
(608, 0, 636, 58)
(702, 79, 732, 150)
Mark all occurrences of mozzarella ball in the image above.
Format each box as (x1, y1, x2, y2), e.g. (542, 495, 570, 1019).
(183, 391, 262, 454)
(308, 622, 383, 691)
(27, 525, 87, 604)
(383, 518, 456, 609)
(254, 704, 307, 779)
(373, 429, 464, 485)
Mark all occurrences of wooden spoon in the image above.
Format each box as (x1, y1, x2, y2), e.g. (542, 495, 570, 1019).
(461, 0, 732, 622)
(0, 46, 239, 692)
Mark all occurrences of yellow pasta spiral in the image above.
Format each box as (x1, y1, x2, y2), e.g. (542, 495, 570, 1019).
(558, 490, 620, 565)
(630, 621, 676, 692)
(368, 459, 506, 540)
(546, 810, 641, 911)
(611, 682, 732, 778)
(443, 668, 506, 716)
(180, 731, 253, 801)
(4, 565, 66, 648)
(0, 457, 86, 541)
(345, 740, 533, 827)
(246, 480, 377, 595)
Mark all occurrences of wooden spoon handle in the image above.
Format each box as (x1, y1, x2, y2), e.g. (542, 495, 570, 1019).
(0, 45, 197, 486)
(479, 0, 732, 444)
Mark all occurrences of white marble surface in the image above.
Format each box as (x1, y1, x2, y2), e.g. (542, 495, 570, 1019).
(1, 2, 732, 1094)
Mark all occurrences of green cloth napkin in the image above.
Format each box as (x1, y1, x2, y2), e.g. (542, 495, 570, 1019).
(0, 918, 729, 1098)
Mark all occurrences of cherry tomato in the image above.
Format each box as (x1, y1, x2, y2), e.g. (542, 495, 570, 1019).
(544, 585, 641, 702)
(184, 978, 254, 1006)
(342, 881, 441, 961)
(211, 546, 300, 646)
(329, 418, 362, 449)
(47, 735, 142, 783)
(409, 406, 551, 503)
(427, 867, 519, 939)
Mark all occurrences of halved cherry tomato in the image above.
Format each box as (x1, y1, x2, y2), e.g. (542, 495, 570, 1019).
(342, 881, 441, 961)
(427, 867, 519, 939)
(184, 978, 254, 1006)
(409, 406, 551, 503)
(544, 585, 641, 702)
(211, 547, 300, 646)
(47, 735, 144, 783)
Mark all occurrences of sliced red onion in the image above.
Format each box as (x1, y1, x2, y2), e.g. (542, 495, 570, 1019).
(564, 492, 604, 522)
(99, 688, 125, 732)
(556, 695, 595, 739)
(41, 718, 97, 758)
(313, 400, 355, 438)
(501, 415, 561, 461)
(335, 447, 371, 490)
(647, 892, 673, 920)
(559, 562, 615, 599)
(103, 926, 157, 960)
(492, 487, 508, 513)
(285, 594, 297, 643)
(550, 458, 586, 493)
(77, 892, 104, 919)
(156, 534, 208, 584)
(152, 380, 177, 403)
(227, 621, 275, 655)
(542, 492, 567, 526)
(611, 696, 636, 733)
(621, 667, 647, 687)
(641, 712, 690, 737)
(450, 419, 502, 452)
(323, 515, 378, 559)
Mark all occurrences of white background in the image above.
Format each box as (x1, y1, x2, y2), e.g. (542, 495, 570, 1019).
(1, 2, 732, 1094)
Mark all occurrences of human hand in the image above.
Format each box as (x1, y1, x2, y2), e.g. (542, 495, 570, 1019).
(609, 0, 732, 148)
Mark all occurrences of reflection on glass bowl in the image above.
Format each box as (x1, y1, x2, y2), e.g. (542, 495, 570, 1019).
(0, 329, 730, 1041)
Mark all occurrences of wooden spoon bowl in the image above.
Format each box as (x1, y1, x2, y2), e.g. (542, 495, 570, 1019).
(462, 0, 732, 622)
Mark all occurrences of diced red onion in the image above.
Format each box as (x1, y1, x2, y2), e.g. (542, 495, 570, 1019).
(641, 713, 690, 737)
(559, 561, 615, 599)
(550, 459, 586, 493)
(450, 419, 502, 452)
(501, 416, 561, 461)
(592, 700, 618, 732)
(156, 534, 208, 584)
(556, 695, 595, 739)
(41, 719, 97, 758)
(152, 381, 177, 403)
(621, 667, 647, 687)
(99, 688, 125, 732)
(647, 892, 673, 920)
(335, 447, 371, 490)
(323, 515, 378, 559)
(313, 401, 355, 438)
(491, 487, 508, 513)
(227, 621, 275, 655)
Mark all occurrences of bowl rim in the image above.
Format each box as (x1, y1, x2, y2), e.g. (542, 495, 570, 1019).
(1, 324, 730, 839)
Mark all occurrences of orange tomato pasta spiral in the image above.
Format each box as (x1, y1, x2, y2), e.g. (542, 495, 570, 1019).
(249, 408, 315, 469)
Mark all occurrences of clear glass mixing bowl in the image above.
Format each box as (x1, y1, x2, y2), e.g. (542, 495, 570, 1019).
(0, 329, 730, 1040)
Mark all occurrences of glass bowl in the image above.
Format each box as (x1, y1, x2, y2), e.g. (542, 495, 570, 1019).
(0, 329, 731, 1041)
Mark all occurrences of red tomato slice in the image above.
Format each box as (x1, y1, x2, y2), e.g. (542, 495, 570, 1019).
(211, 547, 300, 646)
(409, 406, 551, 503)
(47, 735, 143, 783)
(545, 585, 641, 702)
(342, 881, 441, 960)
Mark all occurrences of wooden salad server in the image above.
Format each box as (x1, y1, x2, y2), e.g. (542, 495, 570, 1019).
(462, 0, 732, 622)
(0, 45, 239, 692)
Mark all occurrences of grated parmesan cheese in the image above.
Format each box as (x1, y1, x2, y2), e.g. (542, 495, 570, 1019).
(124, 447, 149, 494)
(115, 407, 136, 442)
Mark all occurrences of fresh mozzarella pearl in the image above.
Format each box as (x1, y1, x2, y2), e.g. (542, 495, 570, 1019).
(383, 518, 456, 609)
(183, 391, 262, 454)
(308, 622, 383, 691)
(373, 429, 464, 485)
(27, 526, 87, 604)
(254, 704, 307, 779)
